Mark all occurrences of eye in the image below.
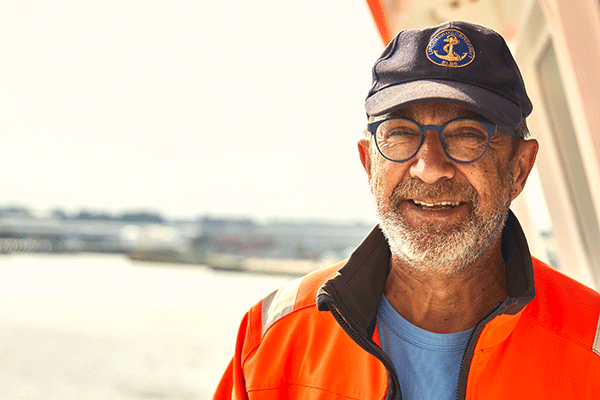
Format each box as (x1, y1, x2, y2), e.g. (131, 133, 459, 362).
(443, 120, 489, 146)
(447, 129, 487, 140)
(378, 119, 421, 142)
(385, 127, 419, 138)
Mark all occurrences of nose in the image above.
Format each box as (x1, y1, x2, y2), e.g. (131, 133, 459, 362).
(409, 130, 456, 183)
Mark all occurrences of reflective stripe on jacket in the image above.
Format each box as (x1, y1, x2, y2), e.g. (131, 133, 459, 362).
(214, 211, 600, 399)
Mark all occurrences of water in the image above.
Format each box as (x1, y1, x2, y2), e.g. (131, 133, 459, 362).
(0, 254, 291, 399)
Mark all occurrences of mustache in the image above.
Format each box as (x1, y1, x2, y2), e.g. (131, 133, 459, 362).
(389, 179, 479, 205)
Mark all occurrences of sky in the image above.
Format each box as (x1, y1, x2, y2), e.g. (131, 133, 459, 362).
(0, 1, 383, 222)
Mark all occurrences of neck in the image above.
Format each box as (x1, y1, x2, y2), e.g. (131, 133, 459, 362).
(384, 239, 507, 333)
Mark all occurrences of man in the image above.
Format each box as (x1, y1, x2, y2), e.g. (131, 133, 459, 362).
(214, 21, 600, 399)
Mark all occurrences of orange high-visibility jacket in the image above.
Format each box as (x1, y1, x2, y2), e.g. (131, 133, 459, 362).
(214, 212, 600, 399)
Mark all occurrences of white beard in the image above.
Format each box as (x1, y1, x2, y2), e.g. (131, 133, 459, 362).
(374, 175, 513, 275)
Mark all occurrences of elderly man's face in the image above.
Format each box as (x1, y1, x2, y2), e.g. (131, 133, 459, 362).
(360, 102, 528, 274)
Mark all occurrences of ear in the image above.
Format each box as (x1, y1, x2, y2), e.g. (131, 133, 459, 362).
(358, 137, 373, 181)
(511, 138, 539, 200)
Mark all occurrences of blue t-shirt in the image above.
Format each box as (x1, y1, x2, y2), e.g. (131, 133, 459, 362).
(377, 295, 473, 400)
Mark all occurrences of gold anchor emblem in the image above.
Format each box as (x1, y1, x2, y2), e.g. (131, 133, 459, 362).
(434, 35, 468, 62)
(426, 29, 474, 67)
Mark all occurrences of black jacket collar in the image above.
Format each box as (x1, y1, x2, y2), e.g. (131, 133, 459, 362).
(316, 210, 536, 336)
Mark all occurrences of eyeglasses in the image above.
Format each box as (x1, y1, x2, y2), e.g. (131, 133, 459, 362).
(368, 118, 523, 164)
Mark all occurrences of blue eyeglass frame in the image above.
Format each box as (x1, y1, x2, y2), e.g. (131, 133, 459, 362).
(367, 118, 523, 164)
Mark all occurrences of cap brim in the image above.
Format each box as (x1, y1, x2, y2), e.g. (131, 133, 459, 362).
(365, 79, 523, 128)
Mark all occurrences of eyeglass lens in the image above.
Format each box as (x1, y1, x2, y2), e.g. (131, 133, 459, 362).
(374, 119, 490, 162)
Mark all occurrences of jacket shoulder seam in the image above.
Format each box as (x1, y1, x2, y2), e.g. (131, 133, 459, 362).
(261, 264, 341, 337)
(240, 302, 322, 370)
(261, 301, 318, 336)
(261, 276, 304, 337)
(523, 310, 600, 357)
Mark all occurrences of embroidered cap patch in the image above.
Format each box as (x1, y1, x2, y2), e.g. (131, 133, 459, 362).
(426, 29, 475, 67)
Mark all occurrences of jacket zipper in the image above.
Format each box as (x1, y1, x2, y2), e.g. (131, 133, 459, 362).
(455, 302, 505, 400)
(328, 304, 402, 400)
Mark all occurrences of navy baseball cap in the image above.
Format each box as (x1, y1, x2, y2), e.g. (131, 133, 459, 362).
(365, 21, 532, 128)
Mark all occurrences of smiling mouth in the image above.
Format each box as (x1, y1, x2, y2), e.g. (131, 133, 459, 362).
(410, 199, 463, 210)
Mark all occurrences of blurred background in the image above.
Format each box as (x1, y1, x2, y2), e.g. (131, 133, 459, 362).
(1, 0, 599, 398)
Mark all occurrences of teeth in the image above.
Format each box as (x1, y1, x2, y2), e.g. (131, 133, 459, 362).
(413, 200, 460, 207)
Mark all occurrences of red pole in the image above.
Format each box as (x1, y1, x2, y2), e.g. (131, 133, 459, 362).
(365, 0, 391, 44)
